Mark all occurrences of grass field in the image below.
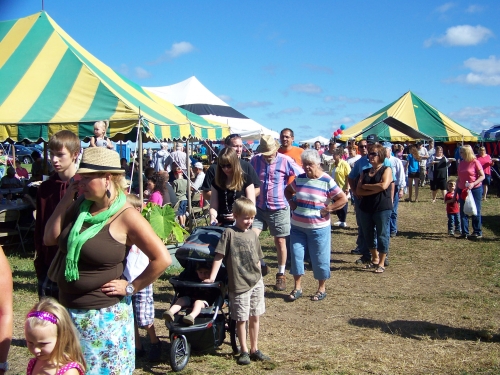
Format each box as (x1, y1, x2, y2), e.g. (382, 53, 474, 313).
(4, 185, 500, 374)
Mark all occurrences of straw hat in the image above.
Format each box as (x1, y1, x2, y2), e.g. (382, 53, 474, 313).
(77, 147, 125, 174)
(256, 134, 280, 156)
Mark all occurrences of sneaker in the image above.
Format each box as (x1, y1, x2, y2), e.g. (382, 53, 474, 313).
(469, 233, 483, 239)
(250, 350, 271, 361)
(355, 257, 371, 265)
(448, 231, 454, 236)
(384, 259, 389, 267)
(183, 314, 195, 325)
(390, 232, 397, 238)
(458, 234, 468, 239)
(261, 263, 270, 277)
(149, 342, 162, 362)
(275, 273, 286, 291)
(339, 222, 348, 228)
(351, 248, 362, 255)
(163, 310, 174, 323)
(237, 352, 251, 365)
(332, 221, 342, 226)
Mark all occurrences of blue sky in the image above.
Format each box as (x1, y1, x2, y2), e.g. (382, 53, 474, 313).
(2, 0, 499, 141)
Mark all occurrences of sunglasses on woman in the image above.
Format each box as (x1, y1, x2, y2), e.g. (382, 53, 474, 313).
(368, 152, 378, 157)
(220, 164, 232, 169)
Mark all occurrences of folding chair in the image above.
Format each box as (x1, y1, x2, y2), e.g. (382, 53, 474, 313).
(188, 192, 210, 228)
(19, 209, 36, 243)
(0, 209, 25, 253)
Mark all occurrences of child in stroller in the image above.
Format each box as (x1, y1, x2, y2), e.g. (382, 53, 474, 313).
(163, 263, 212, 325)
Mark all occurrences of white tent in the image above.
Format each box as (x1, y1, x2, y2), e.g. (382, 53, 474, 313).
(144, 76, 279, 140)
(299, 136, 331, 145)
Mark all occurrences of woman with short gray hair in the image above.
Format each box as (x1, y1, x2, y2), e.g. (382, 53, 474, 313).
(284, 149, 347, 302)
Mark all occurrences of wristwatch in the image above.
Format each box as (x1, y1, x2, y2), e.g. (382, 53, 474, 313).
(0, 362, 9, 371)
(125, 283, 135, 296)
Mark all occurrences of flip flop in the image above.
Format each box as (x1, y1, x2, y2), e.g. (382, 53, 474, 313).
(374, 266, 385, 274)
(287, 289, 302, 302)
(364, 263, 378, 270)
(311, 291, 327, 301)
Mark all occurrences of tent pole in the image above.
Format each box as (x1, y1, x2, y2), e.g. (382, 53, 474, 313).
(186, 135, 192, 227)
(138, 113, 143, 203)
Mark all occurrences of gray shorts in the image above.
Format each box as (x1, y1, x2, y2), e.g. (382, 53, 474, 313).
(229, 278, 265, 321)
(253, 206, 290, 237)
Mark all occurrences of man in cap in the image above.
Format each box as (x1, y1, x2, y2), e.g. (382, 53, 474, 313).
(190, 162, 205, 191)
(201, 134, 261, 201)
(347, 134, 394, 265)
(251, 135, 303, 291)
(384, 142, 405, 237)
(165, 142, 187, 175)
(153, 142, 170, 172)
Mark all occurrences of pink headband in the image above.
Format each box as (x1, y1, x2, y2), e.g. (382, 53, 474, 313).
(27, 311, 58, 324)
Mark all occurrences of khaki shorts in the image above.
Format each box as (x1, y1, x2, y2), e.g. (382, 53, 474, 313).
(229, 278, 265, 321)
(253, 206, 290, 237)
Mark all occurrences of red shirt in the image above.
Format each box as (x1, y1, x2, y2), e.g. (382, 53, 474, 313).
(445, 191, 459, 214)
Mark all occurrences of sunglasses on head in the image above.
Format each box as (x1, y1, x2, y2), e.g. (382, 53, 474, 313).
(220, 164, 232, 169)
(225, 134, 241, 143)
(368, 152, 378, 157)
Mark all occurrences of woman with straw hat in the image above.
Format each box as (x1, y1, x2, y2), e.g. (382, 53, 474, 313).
(44, 147, 171, 374)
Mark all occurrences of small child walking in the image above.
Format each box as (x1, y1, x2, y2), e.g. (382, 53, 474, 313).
(163, 263, 211, 325)
(89, 120, 114, 149)
(204, 197, 270, 365)
(124, 194, 162, 362)
(172, 163, 188, 228)
(444, 179, 461, 236)
(24, 297, 86, 375)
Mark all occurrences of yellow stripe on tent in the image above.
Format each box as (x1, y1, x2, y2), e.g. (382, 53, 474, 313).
(48, 123, 80, 138)
(0, 13, 38, 69)
(386, 93, 418, 128)
(0, 32, 66, 122)
(0, 125, 18, 141)
(50, 67, 100, 122)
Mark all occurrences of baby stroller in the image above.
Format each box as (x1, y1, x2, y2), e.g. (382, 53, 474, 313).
(166, 226, 237, 371)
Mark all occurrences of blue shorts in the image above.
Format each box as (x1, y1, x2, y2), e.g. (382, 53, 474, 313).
(177, 200, 187, 215)
(483, 174, 491, 186)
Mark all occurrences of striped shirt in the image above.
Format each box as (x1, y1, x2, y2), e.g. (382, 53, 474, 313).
(290, 172, 342, 229)
(251, 153, 303, 210)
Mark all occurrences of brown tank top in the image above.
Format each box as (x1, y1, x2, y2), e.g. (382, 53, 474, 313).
(56, 205, 132, 309)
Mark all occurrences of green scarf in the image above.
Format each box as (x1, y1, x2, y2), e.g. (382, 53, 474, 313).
(65, 192, 126, 282)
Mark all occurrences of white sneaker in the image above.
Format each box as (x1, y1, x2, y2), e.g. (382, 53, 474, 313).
(339, 222, 348, 228)
(333, 221, 342, 226)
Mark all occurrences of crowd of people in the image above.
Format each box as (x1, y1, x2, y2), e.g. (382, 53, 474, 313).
(1, 119, 499, 373)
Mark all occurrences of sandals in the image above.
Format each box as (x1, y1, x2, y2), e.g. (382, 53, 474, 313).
(287, 289, 302, 302)
(364, 263, 379, 270)
(311, 291, 327, 301)
(374, 266, 385, 274)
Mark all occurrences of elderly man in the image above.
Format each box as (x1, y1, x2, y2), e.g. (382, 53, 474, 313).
(417, 141, 429, 186)
(251, 135, 303, 291)
(320, 138, 337, 171)
(201, 134, 260, 201)
(166, 142, 187, 174)
(384, 142, 406, 237)
(153, 142, 170, 172)
(191, 162, 205, 191)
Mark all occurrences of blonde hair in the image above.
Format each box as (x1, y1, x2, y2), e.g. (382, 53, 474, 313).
(94, 120, 109, 132)
(232, 197, 256, 217)
(215, 147, 244, 191)
(460, 145, 475, 162)
(126, 194, 142, 209)
(25, 298, 86, 371)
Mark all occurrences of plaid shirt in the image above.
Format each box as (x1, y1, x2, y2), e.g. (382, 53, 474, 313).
(251, 153, 303, 210)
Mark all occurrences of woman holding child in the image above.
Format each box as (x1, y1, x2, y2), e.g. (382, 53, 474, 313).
(284, 149, 347, 302)
(209, 147, 256, 227)
(44, 147, 171, 374)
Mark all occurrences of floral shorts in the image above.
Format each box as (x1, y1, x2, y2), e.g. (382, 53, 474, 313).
(68, 297, 134, 375)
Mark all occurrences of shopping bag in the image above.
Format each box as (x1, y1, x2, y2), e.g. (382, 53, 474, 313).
(464, 190, 477, 216)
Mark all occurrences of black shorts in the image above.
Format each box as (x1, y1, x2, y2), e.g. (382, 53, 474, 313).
(408, 172, 419, 179)
(430, 178, 447, 191)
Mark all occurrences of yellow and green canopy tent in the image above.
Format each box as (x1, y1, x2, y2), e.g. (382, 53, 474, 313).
(339, 91, 479, 143)
(0, 11, 230, 142)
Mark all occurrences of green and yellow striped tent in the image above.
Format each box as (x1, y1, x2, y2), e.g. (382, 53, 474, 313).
(0, 11, 230, 142)
(339, 91, 479, 143)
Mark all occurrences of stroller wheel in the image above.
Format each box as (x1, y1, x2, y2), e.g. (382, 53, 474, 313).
(170, 335, 190, 372)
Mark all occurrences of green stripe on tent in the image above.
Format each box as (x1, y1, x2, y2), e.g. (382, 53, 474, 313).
(0, 15, 53, 105)
(20, 49, 82, 124)
(411, 93, 449, 140)
(0, 19, 17, 43)
(82, 82, 121, 124)
(17, 123, 49, 141)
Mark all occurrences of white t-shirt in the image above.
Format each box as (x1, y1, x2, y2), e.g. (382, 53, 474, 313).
(123, 245, 149, 282)
(418, 147, 429, 167)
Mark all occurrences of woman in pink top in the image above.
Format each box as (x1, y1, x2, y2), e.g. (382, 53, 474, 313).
(455, 145, 485, 239)
(146, 172, 167, 206)
(476, 146, 499, 200)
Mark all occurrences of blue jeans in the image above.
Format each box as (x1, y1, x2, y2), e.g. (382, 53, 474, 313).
(447, 213, 460, 233)
(389, 186, 400, 235)
(353, 196, 371, 259)
(290, 225, 331, 280)
(336, 201, 348, 222)
(357, 209, 392, 254)
(457, 186, 482, 236)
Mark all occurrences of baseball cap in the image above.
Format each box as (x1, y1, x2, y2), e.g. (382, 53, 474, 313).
(194, 162, 203, 169)
(382, 141, 392, 148)
(366, 134, 379, 143)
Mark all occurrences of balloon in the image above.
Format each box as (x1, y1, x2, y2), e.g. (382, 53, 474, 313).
(338, 129, 343, 134)
(334, 131, 338, 136)
(340, 124, 346, 130)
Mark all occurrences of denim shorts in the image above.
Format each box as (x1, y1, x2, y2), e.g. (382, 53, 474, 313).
(253, 206, 290, 237)
(177, 200, 187, 215)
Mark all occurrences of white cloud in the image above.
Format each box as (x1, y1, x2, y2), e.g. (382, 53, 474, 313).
(288, 83, 323, 95)
(450, 56, 500, 86)
(323, 95, 382, 104)
(312, 108, 336, 116)
(424, 25, 494, 47)
(435, 2, 456, 13)
(449, 105, 500, 132)
(302, 64, 333, 75)
(465, 5, 484, 13)
(218, 95, 232, 103)
(149, 41, 195, 64)
(236, 101, 273, 110)
(267, 107, 303, 119)
(330, 117, 355, 127)
(134, 66, 151, 79)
